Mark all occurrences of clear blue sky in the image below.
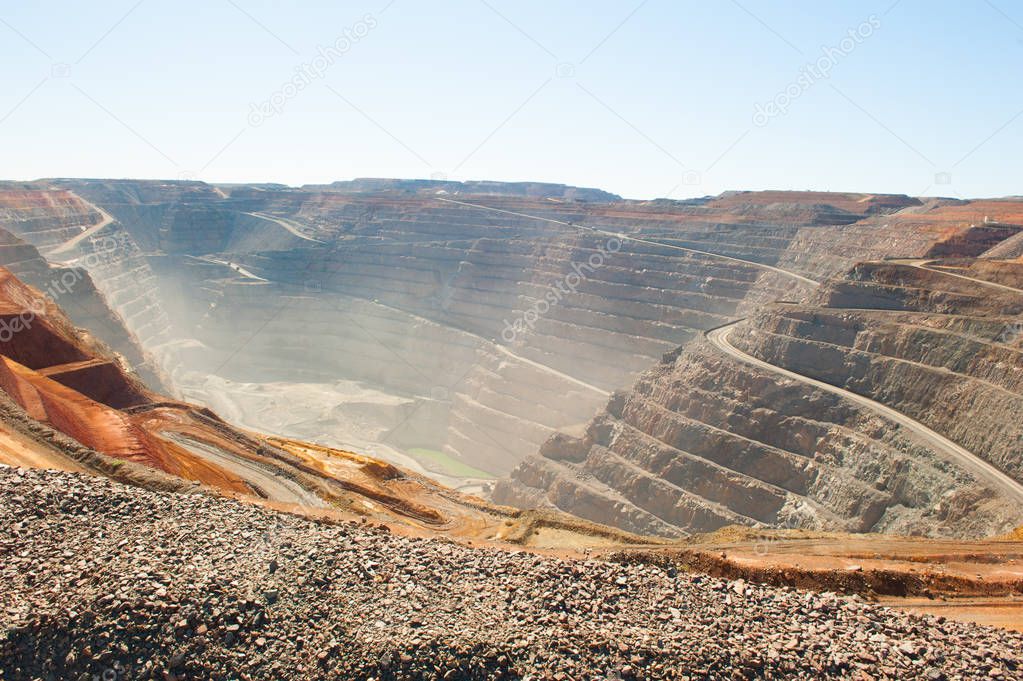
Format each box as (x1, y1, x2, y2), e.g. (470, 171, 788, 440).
(2, 1, 1021, 199)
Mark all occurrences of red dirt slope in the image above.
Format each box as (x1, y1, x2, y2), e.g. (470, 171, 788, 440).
(0, 267, 252, 491)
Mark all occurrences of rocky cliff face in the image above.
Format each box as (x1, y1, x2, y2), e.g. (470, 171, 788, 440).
(0, 262, 649, 547)
(12, 179, 1021, 539)
(0, 190, 168, 391)
(734, 261, 1023, 485)
(497, 200, 1023, 539)
(43, 182, 918, 480)
(0, 186, 101, 248)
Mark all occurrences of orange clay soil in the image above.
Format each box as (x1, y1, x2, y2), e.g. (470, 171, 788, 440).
(0, 355, 250, 492)
(604, 527, 1023, 600)
(602, 527, 1023, 632)
(0, 266, 248, 492)
(890, 200, 1023, 248)
(914, 199, 1023, 227)
(260, 436, 658, 550)
(0, 416, 87, 473)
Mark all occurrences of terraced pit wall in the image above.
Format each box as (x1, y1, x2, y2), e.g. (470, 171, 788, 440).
(44, 183, 881, 479)
(12, 180, 1020, 541)
(497, 200, 1023, 539)
(0, 189, 168, 391)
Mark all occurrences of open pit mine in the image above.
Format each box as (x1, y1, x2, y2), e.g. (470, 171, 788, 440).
(1, 178, 1022, 678)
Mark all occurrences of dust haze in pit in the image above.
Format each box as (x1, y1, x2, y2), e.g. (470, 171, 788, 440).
(149, 288, 491, 490)
(55, 186, 729, 494)
(144, 259, 555, 495)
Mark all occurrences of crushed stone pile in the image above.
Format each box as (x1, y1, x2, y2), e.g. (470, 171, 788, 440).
(1, 465, 1021, 680)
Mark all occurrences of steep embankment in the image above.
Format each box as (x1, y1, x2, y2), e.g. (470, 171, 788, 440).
(497, 199, 1023, 539)
(0, 186, 101, 248)
(0, 262, 654, 547)
(0, 187, 170, 390)
(709, 320, 1023, 505)
(54, 182, 927, 480)
(0, 266, 254, 492)
(14, 180, 1021, 539)
(732, 260, 1023, 490)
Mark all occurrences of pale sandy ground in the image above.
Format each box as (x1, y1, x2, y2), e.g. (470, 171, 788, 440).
(173, 372, 488, 494)
(0, 420, 87, 473)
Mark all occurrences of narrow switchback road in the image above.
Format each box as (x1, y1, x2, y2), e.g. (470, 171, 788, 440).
(162, 432, 326, 507)
(435, 197, 821, 287)
(197, 256, 269, 282)
(244, 212, 325, 243)
(706, 321, 1023, 506)
(362, 297, 610, 396)
(47, 191, 116, 256)
(898, 258, 1023, 295)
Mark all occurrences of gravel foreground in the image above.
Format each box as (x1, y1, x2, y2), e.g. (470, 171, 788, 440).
(1, 466, 1021, 680)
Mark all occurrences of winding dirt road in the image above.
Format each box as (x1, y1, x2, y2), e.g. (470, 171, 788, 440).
(162, 432, 325, 507)
(244, 212, 324, 244)
(361, 297, 610, 397)
(435, 197, 820, 287)
(197, 256, 269, 282)
(47, 192, 115, 256)
(895, 258, 1023, 295)
(706, 321, 1023, 505)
